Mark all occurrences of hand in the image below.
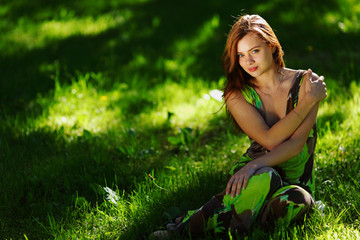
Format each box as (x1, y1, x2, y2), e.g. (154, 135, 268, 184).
(226, 162, 257, 198)
(304, 69, 327, 103)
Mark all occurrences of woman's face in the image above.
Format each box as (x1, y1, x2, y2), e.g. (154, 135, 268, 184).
(236, 33, 275, 78)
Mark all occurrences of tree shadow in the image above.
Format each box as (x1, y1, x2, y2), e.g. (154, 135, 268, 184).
(3, 0, 358, 116)
(0, 123, 165, 238)
(0, 104, 242, 238)
(0, 0, 228, 112)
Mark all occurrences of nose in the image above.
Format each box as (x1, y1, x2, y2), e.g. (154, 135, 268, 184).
(247, 55, 254, 65)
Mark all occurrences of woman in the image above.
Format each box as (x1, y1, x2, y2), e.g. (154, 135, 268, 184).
(151, 14, 327, 239)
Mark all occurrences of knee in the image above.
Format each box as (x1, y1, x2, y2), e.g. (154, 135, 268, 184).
(266, 186, 315, 225)
(254, 167, 276, 175)
(254, 167, 282, 187)
(286, 186, 315, 206)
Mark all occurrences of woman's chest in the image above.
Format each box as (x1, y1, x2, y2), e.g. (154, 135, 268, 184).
(258, 90, 290, 127)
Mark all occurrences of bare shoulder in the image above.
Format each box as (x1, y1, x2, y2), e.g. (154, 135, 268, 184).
(224, 89, 249, 109)
(280, 68, 298, 89)
(283, 68, 300, 79)
(225, 89, 243, 101)
(283, 68, 321, 84)
(291, 68, 320, 79)
(283, 68, 298, 75)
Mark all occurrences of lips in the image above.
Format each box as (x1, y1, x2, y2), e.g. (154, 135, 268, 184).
(249, 67, 258, 72)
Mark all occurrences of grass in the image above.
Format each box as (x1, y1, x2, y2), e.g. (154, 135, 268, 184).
(0, 0, 360, 239)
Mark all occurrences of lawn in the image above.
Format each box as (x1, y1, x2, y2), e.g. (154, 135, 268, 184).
(0, 0, 360, 239)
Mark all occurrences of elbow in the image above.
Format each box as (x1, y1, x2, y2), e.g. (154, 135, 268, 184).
(293, 144, 304, 156)
(291, 138, 306, 156)
(262, 133, 287, 151)
(262, 138, 281, 151)
(263, 137, 284, 151)
(266, 138, 305, 156)
(266, 144, 277, 152)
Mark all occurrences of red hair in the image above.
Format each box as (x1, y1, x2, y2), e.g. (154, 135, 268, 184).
(222, 14, 285, 130)
(222, 14, 285, 96)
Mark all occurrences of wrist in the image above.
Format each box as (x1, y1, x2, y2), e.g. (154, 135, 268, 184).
(301, 95, 317, 108)
(293, 109, 304, 121)
(248, 159, 262, 170)
(303, 94, 319, 106)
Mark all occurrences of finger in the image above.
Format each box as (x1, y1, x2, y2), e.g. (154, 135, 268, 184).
(242, 175, 249, 190)
(229, 178, 238, 196)
(317, 76, 324, 83)
(235, 177, 243, 196)
(316, 76, 324, 82)
(307, 69, 313, 82)
(303, 69, 312, 85)
(226, 178, 235, 195)
(231, 178, 239, 198)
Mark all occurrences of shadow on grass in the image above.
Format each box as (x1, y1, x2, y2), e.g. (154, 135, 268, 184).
(1, 0, 360, 238)
(0, 112, 240, 238)
(1, 0, 359, 115)
(0, 127, 162, 238)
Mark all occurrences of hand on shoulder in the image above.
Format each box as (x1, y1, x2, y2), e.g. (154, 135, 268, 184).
(303, 69, 327, 103)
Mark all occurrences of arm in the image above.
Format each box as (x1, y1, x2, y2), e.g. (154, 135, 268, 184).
(225, 70, 325, 151)
(251, 103, 319, 168)
(226, 91, 315, 150)
(226, 70, 327, 197)
(226, 102, 320, 197)
(249, 69, 326, 166)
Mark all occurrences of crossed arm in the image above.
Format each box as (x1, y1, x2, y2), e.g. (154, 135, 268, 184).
(225, 71, 326, 197)
(225, 102, 319, 197)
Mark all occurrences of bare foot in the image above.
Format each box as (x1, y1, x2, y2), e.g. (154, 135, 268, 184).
(175, 216, 183, 224)
(149, 230, 170, 240)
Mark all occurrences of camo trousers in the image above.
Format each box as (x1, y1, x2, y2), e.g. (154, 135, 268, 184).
(175, 165, 314, 238)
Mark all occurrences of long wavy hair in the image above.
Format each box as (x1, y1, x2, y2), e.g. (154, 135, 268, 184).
(222, 14, 285, 130)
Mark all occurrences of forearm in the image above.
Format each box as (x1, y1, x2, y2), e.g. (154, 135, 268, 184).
(251, 103, 319, 169)
(227, 70, 325, 150)
(250, 138, 304, 169)
(263, 96, 316, 150)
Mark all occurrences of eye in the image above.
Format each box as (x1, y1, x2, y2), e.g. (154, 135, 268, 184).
(252, 49, 259, 54)
(238, 54, 244, 58)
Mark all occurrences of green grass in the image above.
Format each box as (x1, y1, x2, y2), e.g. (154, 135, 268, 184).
(0, 0, 360, 239)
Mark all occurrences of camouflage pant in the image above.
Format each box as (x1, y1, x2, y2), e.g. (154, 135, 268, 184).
(172, 166, 314, 238)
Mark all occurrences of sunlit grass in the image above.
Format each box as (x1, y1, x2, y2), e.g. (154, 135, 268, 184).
(317, 81, 360, 153)
(40, 12, 129, 38)
(33, 71, 224, 138)
(35, 73, 122, 136)
(1, 9, 132, 54)
(144, 77, 223, 128)
(20, 74, 359, 239)
(1, 0, 360, 239)
(323, 0, 360, 33)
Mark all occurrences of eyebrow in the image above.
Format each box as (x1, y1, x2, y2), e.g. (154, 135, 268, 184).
(237, 45, 261, 54)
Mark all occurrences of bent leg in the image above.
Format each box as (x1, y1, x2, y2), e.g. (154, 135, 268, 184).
(260, 185, 315, 228)
(178, 167, 282, 237)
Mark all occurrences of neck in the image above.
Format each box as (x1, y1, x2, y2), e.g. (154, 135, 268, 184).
(254, 66, 283, 90)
